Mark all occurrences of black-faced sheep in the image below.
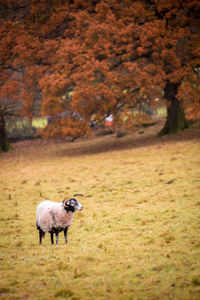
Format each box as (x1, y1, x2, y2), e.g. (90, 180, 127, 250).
(36, 198, 83, 245)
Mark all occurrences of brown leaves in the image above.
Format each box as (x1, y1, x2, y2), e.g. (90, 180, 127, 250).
(0, 0, 199, 138)
(40, 115, 90, 140)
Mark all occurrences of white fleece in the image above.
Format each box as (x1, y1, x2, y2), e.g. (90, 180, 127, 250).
(36, 200, 74, 232)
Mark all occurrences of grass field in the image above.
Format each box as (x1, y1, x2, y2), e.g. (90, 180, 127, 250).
(0, 122, 200, 300)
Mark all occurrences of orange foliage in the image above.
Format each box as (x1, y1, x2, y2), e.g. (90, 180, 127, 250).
(0, 0, 199, 138)
(40, 115, 90, 139)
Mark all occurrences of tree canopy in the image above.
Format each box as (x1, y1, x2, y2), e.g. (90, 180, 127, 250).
(0, 0, 200, 149)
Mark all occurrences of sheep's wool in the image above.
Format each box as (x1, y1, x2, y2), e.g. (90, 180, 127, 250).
(36, 200, 74, 232)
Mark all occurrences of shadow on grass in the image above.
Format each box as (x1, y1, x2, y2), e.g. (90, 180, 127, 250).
(57, 127, 200, 158)
(7, 120, 200, 159)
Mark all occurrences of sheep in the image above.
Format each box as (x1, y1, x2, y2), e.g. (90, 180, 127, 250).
(36, 198, 83, 245)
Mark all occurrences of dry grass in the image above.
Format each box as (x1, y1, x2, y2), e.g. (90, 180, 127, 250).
(0, 123, 200, 300)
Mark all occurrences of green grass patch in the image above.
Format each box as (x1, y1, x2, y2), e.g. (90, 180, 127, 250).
(0, 126, 200, 299)
(32, 117, 47, 129)
(6, 116, 47, 139)
(157, 107, 167, 117)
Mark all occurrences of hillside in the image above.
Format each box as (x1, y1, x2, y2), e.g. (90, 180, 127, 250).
(0, 123, 200, 300)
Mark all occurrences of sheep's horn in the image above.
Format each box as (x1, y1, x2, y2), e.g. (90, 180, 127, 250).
(63, 199, 70, 207)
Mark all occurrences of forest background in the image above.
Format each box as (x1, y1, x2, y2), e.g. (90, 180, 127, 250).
(0, 0, 200, 152)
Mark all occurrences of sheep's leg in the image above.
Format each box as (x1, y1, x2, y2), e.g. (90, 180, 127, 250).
(50, 232, 54, 245)
(55, 231, 59, 245)
(39, 229, 43, 244)
(64, 227, 68, 244)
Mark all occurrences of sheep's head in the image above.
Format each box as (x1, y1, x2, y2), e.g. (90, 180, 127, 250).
(63, 198, 83, 212)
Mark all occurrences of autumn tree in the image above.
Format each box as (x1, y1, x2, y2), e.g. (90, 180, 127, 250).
(0, 0, 39, 151)
(0, 0, 200, 151)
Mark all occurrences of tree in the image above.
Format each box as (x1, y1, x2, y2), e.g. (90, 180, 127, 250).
(0, 0, 200, 151)
(0, 0, 43, 151)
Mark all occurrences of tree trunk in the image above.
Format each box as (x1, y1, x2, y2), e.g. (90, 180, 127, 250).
(0, 114, 12, 152)
(158, 81, 189, 137)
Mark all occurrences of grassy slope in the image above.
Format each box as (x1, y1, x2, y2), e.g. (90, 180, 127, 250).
(0, 124, 200, 300)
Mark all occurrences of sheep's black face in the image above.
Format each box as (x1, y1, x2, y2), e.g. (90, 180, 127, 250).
(63, 198, 83, 212)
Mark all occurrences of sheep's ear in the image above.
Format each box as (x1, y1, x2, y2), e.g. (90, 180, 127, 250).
(63, 199, 70, 207)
